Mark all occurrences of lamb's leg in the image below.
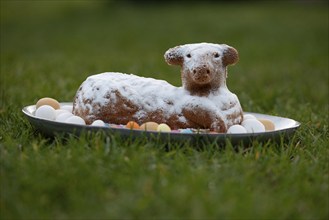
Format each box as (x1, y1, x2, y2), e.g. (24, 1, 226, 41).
(182, 105, 226, 132)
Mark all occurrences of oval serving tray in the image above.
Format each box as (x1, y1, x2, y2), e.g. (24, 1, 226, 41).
(22, 102, 301, 145)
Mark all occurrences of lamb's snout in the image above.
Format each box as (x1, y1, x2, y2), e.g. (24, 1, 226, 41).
(192, 64, 210, 75)
(191, 64, 213, 84)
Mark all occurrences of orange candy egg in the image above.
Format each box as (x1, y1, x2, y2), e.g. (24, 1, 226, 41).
(126, 121, 140, 130)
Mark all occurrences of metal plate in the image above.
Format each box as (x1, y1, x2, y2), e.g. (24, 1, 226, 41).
(22, 103, 301, 145)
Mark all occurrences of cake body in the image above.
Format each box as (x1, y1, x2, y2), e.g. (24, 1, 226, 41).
(72, 72, 243, 132)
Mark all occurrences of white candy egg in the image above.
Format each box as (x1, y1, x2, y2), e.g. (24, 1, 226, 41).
(65, 116, 86, 125)
(61, 105, 73, 112)
(54, 109, 69, 117)
(241, 119, 265, 133)
(227, 125, 247, 134)
(56, 112, 73, 122)
(243, 114, 257, 121)
(91, 120, 106, 126)
(35, 105, 56, 120)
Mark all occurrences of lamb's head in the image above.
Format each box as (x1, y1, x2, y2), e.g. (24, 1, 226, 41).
(164, 43, 238, 95)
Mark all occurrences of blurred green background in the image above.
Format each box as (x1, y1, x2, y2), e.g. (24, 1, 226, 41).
(1, 0, 327, 112)
(1, 1, 328, 219)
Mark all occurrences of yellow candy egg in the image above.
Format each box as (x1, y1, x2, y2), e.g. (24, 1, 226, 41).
(36, 97, 60, 110)
(140, 122, 159, 131)
(157, 123, 171, 132)
(258, 118, 275, 131)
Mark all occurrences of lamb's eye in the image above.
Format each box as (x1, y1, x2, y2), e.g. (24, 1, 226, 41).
(186, 54, 191, 58)
(214, 53, 219, 58)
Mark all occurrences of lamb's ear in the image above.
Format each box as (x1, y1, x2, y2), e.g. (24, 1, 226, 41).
(164, 46, 184, 66)
(222, 45, 239, 66)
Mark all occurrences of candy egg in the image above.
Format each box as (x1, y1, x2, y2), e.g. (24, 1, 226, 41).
(243, 114, 257, 121)
(126, 121, 140, 129)
(258, 118, 275, 131)
(35, 105, 56, 120)
(65, 116, 86, 125)
(91, 120, 106, 126)
(36, 97, 60, 110)
(157, 123, 171, 132)
(109, 124, 122, 128)
(179, 129, 193, 134)
(241, 119, 265, 133)
(60, 105, 73, 112)
(140, 122, 159, 131)
(227, 125, 247, 134)
(54, 109, 69, 117)
(56, 112, 73, 122)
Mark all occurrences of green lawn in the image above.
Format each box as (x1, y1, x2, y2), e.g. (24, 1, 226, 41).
(1, 1, 328, 219)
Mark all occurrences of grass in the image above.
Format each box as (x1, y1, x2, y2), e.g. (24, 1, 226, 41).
(1, 1, 328, 219)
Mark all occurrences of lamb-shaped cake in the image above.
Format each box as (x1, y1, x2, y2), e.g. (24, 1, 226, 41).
(72, 43, 243, 132)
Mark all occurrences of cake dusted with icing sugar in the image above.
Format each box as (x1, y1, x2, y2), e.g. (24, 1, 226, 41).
(72, 43, 243, 132)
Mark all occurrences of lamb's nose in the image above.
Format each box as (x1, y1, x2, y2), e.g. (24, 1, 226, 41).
(193, 67, 210, 75)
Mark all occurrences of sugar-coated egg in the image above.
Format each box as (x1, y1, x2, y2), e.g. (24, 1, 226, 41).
(35, 105, 56, 120)
(241, 119, 265, 133)
(61, 105, 73, 112)
(126, 121, 140, 129)
(140, 122, 159, 131)
(56, 112, 73, 122)
(258, 118, 275, 131)
(91, 120, 106, 126)
(227, 125, 247, 134)
(243, 114, 257, 121)
(157, 123, 171, 132)
(36, 97, 60, 110)
(65, 116, 86, 125)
